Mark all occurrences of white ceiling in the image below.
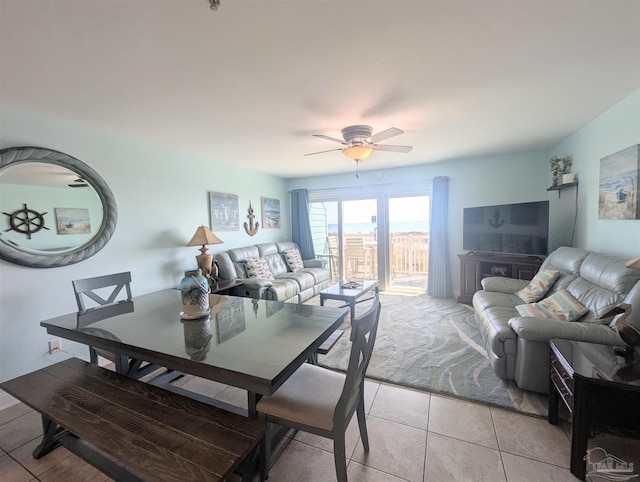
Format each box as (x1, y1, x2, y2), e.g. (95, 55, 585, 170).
(1, 1, 639, 179)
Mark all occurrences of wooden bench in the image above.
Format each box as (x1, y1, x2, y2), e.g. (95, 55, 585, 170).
(0, 357, 266, 481)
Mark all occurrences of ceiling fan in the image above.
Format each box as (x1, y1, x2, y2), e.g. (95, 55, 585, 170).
(305, 125, 413, 176)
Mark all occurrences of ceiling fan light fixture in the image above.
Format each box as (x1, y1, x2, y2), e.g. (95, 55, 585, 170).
(342, 145, 373, 161)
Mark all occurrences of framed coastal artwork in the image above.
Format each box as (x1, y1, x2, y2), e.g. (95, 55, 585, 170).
(598, 144, 640, 220)
(54, 208, 91, 235)
(209, 192, 239, 231)
(261, 197, 281, 228)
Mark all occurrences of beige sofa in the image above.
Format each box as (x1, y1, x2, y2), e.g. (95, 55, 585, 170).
(473, 246, 640, 393)
(215, 241, 330, 303)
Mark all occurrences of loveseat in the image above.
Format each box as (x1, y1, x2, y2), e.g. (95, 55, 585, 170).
(472, 246, 640, 393)
(215, 241, 330, 303)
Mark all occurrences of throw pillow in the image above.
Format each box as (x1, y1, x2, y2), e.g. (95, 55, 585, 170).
(515, 289, 589, 322)
(515, 269, 560, 303)
(283, 249, 304, 272)
(244, 257, 274, 280)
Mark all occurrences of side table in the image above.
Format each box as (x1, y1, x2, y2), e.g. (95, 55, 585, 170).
(210, 279, 244, 295)
(548, 339, 640, 480)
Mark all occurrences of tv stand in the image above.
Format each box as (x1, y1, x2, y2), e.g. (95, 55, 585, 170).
(457, 253, 543, 304)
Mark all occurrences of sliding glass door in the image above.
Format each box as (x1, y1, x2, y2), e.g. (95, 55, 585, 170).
(387, 195, 430, 291)
(342, 199, 378, 280)
(309, 192, 430, 292)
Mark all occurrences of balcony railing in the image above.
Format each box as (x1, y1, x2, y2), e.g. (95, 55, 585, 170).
(323, 232, 429, 288)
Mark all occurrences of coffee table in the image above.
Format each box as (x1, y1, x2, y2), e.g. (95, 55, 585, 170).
(320, 279, 379, 323)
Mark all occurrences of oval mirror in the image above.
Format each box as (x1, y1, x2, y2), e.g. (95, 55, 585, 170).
(0, 146, 117, 268)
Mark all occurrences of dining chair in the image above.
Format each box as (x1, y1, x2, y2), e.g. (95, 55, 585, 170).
(72, 272, 159, 378)
(345, 236, 367, 278)
(257, 293, 382, 482)
(327, 234, 339, 281)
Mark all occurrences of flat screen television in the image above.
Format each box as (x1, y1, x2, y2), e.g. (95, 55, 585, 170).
(463, 201, 549, 257)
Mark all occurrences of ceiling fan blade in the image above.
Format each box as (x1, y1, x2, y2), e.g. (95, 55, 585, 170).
(304, 148, 344, 156)
(373, 144, 413, 153)
(369, 127, 404, 143)
(312, 134, 347, 144)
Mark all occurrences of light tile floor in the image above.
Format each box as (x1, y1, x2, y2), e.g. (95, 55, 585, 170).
(2, 378, 639, 481)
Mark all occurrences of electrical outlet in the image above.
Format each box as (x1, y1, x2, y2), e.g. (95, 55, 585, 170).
(48, 339, 61, 354)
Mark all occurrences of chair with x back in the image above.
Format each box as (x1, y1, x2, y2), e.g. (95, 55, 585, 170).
(257, 293, 382, 482)
(72, 272, 158, 378)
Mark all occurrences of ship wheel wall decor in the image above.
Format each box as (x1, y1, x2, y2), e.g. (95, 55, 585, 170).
(3, 203, 50, 239)
(0, 146, 117, 268)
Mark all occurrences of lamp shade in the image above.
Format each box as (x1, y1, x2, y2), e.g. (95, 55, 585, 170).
(625, 255, 640, 270)
(187, 225, 223, 247)
(342, 145, 373, 161)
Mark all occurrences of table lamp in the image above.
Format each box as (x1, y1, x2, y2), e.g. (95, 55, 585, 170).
(187, 225, 223, 279)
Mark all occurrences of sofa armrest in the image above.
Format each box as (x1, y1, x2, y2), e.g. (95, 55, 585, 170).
(481, 277, 529, 294)
(234, 278, 273, 299)
(304, 258, 326, 269)
(508, 317, 624, 346)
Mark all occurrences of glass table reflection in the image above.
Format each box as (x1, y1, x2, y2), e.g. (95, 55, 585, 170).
(41, 290, 348, 417)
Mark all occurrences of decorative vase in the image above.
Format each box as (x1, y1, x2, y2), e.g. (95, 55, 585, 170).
(182, 316, 212, 360)
(180, 268, 210, 319)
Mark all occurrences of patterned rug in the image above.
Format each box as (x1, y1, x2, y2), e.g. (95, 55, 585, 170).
(310, 292, 548, 417)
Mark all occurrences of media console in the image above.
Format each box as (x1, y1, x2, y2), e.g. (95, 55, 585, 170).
(457, 252, 543, 304)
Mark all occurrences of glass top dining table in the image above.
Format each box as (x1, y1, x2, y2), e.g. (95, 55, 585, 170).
(40, 290, 348, 416)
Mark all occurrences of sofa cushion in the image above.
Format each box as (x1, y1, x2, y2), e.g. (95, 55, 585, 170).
(515, 269, 559, 303)
(283, 249, 304, 272)
(263, 253, 288, 277)
(473, 290, 522, 312)
(244, 257, 274, 280)
(515, 289, 588, 322)
(265, 278, 300, 301)
(277, 272, 316, 291)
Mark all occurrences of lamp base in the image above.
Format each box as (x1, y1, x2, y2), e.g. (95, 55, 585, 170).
(195, 252, 214, 279)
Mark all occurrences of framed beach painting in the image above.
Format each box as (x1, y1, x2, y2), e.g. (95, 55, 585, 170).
(209, 192, 239, 231)
(261, 197, 281, 228)
(599, 145, 640, 220)
(55, 208, 91, 235)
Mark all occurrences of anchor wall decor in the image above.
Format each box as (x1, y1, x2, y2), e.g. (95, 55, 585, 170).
(243, 201, 259, 236)
(488, 209, 505, 228)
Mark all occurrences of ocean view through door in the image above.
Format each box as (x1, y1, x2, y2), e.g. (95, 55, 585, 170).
(310, 195, 430, 292)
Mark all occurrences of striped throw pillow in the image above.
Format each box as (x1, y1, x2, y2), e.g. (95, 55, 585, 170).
(283, 249, 304, 272)
(515, 269, 560, 303)
(516, 289, 588, 322)
(244, 257, 274, 280)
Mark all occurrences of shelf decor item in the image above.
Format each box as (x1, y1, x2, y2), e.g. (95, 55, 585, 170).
(180, 268, 210, 320)
(549, 155, 572, 186)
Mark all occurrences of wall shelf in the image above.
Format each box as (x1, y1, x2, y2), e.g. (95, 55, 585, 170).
(547, 181, 578, 191)
(547, 181, 578, 198)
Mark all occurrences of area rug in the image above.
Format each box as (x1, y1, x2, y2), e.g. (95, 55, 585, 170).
(310, 293, 548, 417)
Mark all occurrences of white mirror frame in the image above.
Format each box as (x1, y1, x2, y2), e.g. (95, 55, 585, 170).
(0, 146, 117, 268)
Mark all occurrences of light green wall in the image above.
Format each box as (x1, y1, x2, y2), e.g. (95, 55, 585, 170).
(547, 89, 640, 256)
(0, 107, 290, 381)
